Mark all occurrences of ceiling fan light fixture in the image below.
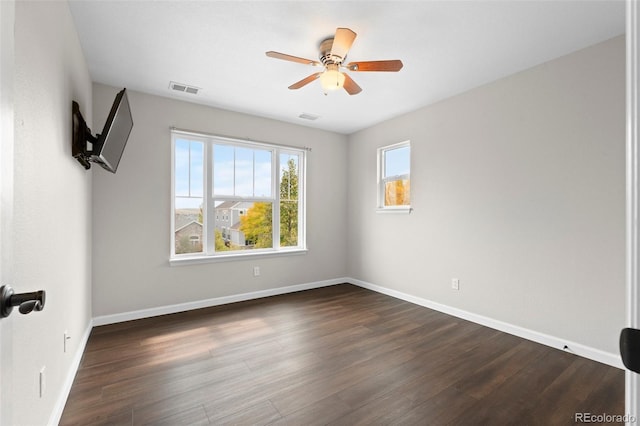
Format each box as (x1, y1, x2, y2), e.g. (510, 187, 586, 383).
(320, 68, 345, 94)
(266, 27, 402, 96)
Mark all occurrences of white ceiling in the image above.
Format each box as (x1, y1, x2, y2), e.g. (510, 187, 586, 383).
(68, 0, 625, 135)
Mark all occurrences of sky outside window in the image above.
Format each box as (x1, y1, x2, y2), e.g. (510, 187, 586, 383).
(384, 145, 410, 177)
(175, 139, 203, 209)
(213, 144, 272, 197)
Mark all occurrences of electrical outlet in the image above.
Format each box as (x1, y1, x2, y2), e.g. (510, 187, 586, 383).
(253, 266, 260, 277)
(451, 278, 460, 291)
(39, 366, 46, 398)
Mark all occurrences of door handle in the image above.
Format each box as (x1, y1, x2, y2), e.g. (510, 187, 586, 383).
(0, 285, 46, 318)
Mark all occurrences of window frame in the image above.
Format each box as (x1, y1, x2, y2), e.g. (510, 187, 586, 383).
(170, 130, 307, 264)
(377, 140, 411, 214)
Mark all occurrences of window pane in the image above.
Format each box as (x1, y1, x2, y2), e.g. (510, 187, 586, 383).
(213, 144, 234, 195)
(174, 197, 203, 254)
(255, 149, 272, 197)
(384, 179, 410, 206)
(190, 142, 203, 197)
(174, 139, 191, 196)
(213, 144, 273, 198)
(214, 200, 273, 251)
(384, 146, 410, 178)
(234, 147, 254, 197)
(174, 139, 204, 255)
(175, 139, 204, 197)
(280, 154, 299, 247)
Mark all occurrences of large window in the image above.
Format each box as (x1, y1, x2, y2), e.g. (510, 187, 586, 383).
(378, 141, 410, 211)
(172, 130, 306, 261)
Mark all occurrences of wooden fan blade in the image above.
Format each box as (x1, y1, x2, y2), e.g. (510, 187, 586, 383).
(266, 51, 321, 67)
(288, 73, 322, 90)
(331, 28, 357, 60)
(346, 60, 404, 72)
(342, 73, 362, 95)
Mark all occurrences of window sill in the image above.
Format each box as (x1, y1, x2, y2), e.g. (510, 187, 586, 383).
(170, 248, 308, 266)
(376, 207, 412, 214)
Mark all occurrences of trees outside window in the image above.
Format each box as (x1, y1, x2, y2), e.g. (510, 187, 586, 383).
(279, 156, 299, 247)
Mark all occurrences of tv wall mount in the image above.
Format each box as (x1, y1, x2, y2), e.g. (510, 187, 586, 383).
(72, 101, 103, 170)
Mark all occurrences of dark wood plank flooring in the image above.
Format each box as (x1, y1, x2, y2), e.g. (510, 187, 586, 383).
(60, 284, 624, 425)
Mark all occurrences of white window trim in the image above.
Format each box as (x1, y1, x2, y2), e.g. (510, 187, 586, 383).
(376, 207, 412, 214)
(171, 129, 307, 263)
(170, 248, 309, 266)
(377, 140, 411, 213)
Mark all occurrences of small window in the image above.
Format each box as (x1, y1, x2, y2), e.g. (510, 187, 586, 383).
(378, 141, 410, 212)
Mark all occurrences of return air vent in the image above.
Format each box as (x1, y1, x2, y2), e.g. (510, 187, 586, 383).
(298, 112, 320, 121)
(169, 81, 200, 95)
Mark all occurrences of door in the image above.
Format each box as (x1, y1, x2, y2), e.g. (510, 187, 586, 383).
(628, 0, 640, 422)
(0, 0, 15, 424)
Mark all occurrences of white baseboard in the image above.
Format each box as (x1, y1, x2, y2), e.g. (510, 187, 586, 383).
(48, 319, 93, 426)
(93, 278, 345, 327)
(347, 277, 624, 370)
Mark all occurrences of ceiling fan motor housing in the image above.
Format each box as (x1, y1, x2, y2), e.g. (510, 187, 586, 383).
(319, 38, 344, 66)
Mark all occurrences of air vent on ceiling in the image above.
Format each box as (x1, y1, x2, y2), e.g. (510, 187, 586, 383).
(299, 112, 320, 121)
(169, 81, 200, 95)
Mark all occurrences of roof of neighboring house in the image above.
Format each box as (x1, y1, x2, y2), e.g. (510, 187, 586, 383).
(175, 220, 202, 234)
(175, 208, 200, 229)
(215, 201, 254, 210)
(215, 201, 238, 210)
(176, 209, 200, 215)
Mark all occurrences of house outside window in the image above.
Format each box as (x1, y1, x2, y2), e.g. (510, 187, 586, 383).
(171, 130, 306, 261)
(377, 141, 410, 212)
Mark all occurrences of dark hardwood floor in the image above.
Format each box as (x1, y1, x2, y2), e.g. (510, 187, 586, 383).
(60, 284, 624, 425)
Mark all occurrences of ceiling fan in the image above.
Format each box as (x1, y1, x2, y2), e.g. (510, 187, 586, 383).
(266, 27, 403, 95)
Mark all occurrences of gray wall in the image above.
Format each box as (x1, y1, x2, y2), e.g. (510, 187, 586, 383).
(13, 1, 93, 424)
(347, 36, 626, 356)
(91, 84, 349, 317)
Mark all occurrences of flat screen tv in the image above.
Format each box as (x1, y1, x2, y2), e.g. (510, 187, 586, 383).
(72, 88, 133, 173)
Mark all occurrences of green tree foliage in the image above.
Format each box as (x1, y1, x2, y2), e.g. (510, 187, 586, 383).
(280, 158, 298, 247)
(240, 202, 273, 248)
(214, 229, 229, 251)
